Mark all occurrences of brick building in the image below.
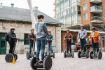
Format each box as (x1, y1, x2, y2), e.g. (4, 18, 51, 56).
(0, 6, 62, 54)
(81, 0, 103, 30)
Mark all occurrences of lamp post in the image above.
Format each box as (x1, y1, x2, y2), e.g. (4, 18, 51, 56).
(27, 0, 37, 29)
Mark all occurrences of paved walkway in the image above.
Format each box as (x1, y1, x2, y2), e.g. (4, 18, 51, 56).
(0, 53, 105, 70)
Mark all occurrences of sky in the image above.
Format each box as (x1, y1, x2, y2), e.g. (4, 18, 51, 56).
(0, 0, 55, 18)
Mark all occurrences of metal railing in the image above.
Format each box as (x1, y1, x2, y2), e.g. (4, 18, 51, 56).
(91, 6, 102, 12)
(90, 0, 102, 3)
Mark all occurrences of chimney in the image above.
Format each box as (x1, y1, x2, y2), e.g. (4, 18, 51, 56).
(34, 6, 38, 11)
(11, 3, 14, 7)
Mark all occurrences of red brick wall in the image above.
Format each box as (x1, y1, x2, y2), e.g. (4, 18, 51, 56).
(81, 0, 93, 26)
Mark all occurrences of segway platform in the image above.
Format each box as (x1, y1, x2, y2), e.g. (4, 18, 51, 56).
(64, 51, 74, 58)
(78, 50, 89, 58)
(31, 55, 52, 70)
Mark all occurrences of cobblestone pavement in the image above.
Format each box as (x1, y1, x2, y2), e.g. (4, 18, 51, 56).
(0, 53, 105, 70)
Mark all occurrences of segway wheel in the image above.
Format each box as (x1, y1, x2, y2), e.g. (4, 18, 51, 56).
(78, 51, 81, 58)
(26, 52, 31, 60)
(44, 56, 52, 70)
(13, 53, 18, 61)
(5, 53, 13, 63)
(31, 57, 37, 70)
(98, 52, 102, 59)
(90, 51, 94, 59)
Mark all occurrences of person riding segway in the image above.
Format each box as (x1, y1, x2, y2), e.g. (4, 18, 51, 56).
(46, 32, 55, 58)
(89, 27, 102, 59)
(26, 29, 36, 60)
(64, 30, 74, 58)
(30, 15, 52, 70)
(78, 25, 89, 58)
(5, 28, 18, 63)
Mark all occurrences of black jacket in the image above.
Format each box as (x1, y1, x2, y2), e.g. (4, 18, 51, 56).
(5, 32, 17, 43)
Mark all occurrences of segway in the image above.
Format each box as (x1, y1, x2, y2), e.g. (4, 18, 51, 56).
(64, 44, 75, 58)
(90, 48, 102, 59)
(30, 42, 53, 70)
(45, 45, 55, 58)
(5, 52, 18, 63)
(49, 51, 55, 58)
(45, 51, 55, 58)
(26, 51, 36, 60)
(90, 37, 102, 59)
(26, 43, 36, 60)
(78, 47, 89, 58)
(31, 50, 53, 70)
(26, 50, 36, 60)
(64, 50, 74, 58)
(31, 55, 52, 70)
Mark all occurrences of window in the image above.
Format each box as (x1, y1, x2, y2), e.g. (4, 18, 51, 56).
(83, 3, 88, 10)
(24, 33, 29, 45)
(84, 13, 88, 20)
(56, 0, 59, 4)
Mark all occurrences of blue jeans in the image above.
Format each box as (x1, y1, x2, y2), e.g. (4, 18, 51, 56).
(92, 38, 99, 52)
(80, 38, 86, 52)
(36, 37, 46, 60)
(29, 43, 34, 54)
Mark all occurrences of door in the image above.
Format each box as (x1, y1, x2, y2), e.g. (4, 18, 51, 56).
(0, 33, 7, 54)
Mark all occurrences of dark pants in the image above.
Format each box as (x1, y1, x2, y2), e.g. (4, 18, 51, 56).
(92, 39, 99, 52)
(29, 43, 34, 54)
(9, 42, 16, 54)
(66, 41, 71, 53)
(48, 42, 53, 53)
(36, 38, 46, 60)
(80, 39, 86, 52)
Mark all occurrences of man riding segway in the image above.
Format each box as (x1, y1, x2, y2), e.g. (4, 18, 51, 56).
(31, 15, 52, 70)
(46, 32, 55, 58)
(89, 27, 102, 59)
(64, 30, 74, 58)
(78, 25, 89, 58)
(26, 29, 36, 59)
(5, 28, 18, 63)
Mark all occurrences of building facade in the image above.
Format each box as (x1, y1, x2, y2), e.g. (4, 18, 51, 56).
(0, 6, 62, 54)
(55, 0, 81, 51)
(81, 0, 103, 29)
(102, 0, 105, 22)
(55, 0, 81, 27)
